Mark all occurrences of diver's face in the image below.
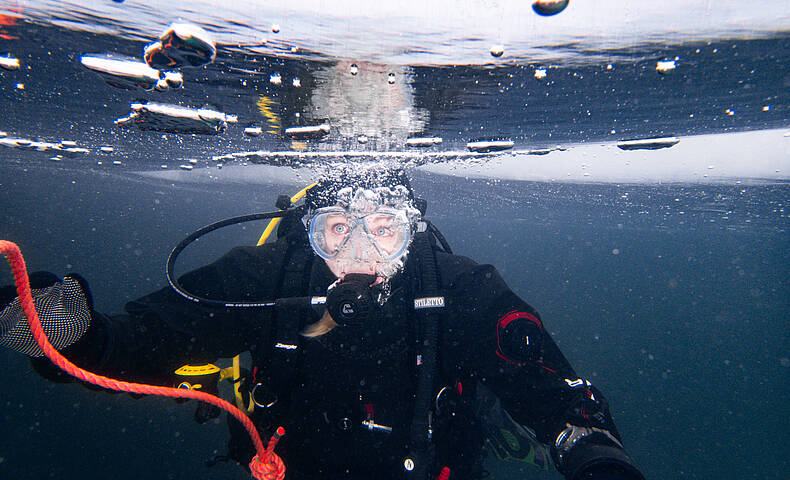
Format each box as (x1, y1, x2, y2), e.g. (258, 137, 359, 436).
(321, 211, 406, 278)
(307, 185, 417, 280)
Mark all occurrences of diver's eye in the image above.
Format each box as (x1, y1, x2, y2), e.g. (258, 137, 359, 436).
(332, 223, 349, 235)
(373, 226, 394, 237)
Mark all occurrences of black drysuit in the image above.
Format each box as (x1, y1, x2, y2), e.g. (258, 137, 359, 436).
(31, 231, 638, 480)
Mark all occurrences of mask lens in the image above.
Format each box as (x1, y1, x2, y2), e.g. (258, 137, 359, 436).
(362, 212, 410, 260)
(308, 208, 411, 261)
(308, 209, 352, 259)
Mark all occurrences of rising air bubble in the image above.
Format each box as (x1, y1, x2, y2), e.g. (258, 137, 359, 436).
(532, 0, 569, 16)
(388, 73, 396, 84)
(489, 45, 504, 58)
(144, 23, 216, 69)
(350, 64, 359, 75)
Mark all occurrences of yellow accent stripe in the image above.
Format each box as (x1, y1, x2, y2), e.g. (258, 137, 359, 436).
(174, 364, 220, 376)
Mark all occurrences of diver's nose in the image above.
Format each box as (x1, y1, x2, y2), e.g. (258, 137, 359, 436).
(348, 227, 369, 261)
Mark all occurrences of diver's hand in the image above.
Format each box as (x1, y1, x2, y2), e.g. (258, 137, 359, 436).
(1, 271, 92, 357)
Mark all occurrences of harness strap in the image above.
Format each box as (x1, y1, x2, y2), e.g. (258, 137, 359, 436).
(404, 232, 445, 479)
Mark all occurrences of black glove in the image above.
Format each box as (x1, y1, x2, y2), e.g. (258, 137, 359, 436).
(553, 425, 645, 480)
(1, 271, 92, 357)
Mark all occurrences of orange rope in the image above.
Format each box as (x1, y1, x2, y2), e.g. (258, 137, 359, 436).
(0, 240, 285, 480)
(435, 466, 451, 480)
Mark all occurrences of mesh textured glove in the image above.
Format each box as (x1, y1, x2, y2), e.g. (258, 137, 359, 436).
(1, 273, 91, 357)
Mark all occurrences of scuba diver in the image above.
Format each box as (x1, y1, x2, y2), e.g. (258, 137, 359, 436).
(0, 166, 645, 480)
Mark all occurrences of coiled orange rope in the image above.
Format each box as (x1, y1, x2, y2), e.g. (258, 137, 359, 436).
(1, 240, 285, 480)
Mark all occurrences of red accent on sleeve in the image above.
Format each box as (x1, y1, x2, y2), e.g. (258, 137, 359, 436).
(495, 310, 543, 364)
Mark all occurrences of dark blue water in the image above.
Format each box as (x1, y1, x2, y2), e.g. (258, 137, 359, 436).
(1, 5, 789, 480)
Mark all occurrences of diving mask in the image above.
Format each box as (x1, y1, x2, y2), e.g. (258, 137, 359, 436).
(308, 206, 411, 262)
(305, 186, 420, 278)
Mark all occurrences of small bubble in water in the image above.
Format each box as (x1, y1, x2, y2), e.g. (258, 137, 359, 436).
(388, 73, 396, 84)
(532, 0, 569, 16)
(269, 72, 282, 85)
(606, 64, 613, 70)
(290, 46, 299, 53)
(489, 45, 504, 58)
(15, 83, 24, 90)
(725, 109, 734, 116)
(534, 68, 547, 79)
(350, 64, 359, 75)
(762, 105, 770, 111)
(292, 77, 301, 88)
(612, 249, 620, 255)
(271, 24, 280, 33)
(357, 135, 369, 144)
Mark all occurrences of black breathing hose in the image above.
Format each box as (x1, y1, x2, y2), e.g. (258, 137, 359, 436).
(165, 211, 286, 308)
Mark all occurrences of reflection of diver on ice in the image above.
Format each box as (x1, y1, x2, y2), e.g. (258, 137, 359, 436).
(307, 61, 429, 150)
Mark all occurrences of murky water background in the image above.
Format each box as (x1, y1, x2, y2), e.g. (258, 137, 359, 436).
(1, 1, 788, 479)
